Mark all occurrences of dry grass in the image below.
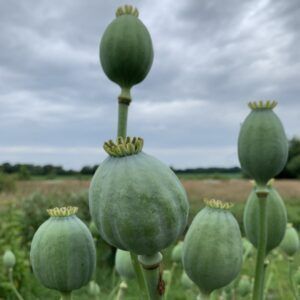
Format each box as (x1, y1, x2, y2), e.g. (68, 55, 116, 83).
(1, 178, 300, 208)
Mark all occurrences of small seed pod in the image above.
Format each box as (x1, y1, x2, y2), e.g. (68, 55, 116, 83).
(30, 207, 96, 293)
(182, 199, 243, 295)
(243, 180, 287, 253)
(237, 276, 252, 298)
(242, 238, 254, 259)
(181, 271, 195, 290)
(89, 221, 99, 237)
(89, 137, 189, 255)
(238, 101, 288, 186)
(280, 223, 300, 257)
(171, 241, 183, 264)
(88, 281, 101, 296)
(162, 270, 171, 284)
(3, 250, 16, 269)
(100, 5, 153, 102)
(115, 249, 135, 280)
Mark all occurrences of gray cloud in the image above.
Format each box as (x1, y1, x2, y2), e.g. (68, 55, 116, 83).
(0, 0, 299, 169)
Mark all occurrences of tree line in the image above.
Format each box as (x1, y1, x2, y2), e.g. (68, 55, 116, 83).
(0, 137, 299, 179)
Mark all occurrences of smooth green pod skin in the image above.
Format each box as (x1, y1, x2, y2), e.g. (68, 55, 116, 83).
(89, 152, 189, 255)
(171, 241, 183, 264)
(3, 250, 16, 269)
(115, 249, 135, 280)
(238, 107, 288, 186)
(182, 206, 243, 295)
(243, 186, 287, 253)
(30, 215, 96, 293)
(100, 13, 153, 90)
(280, 225, 300, 257)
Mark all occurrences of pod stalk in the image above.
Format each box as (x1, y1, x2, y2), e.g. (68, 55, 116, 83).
(252, 189, 269, 300)
(138, 252, 164, 300)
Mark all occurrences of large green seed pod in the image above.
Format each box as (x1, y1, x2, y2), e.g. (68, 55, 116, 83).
(89, 137, 189, 255)
(243, 180, 287, 253)
(280, 223, 300, 257)
(115, 249, 135, 280)
(182, 199, 243, 295)
(238, 101, 288, 186)
(100, 5, 153, 102)
(30, 207, 96, 293)
(3, 250, 16, 269)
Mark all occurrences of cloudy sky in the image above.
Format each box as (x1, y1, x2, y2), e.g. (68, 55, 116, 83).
(0, 0, 299, 170)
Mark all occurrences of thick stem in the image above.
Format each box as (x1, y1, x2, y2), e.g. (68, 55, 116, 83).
(138, 252, 163, 300)
(252, 188, 268, 300)
(130, 252, 149, 299)
(60, 292, 72, 300)
(117, 87, 131, 138)
(8, 268, 24, 300)
(288, 259, 298, 300)
(164, 262, 177, 300)
(117, 102, 129, 138)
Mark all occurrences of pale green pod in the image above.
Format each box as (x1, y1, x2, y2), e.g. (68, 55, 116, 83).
(183, 199, 243, 295)
(171, 241, 183, 264)
(89, 137, 189, 255)
(243, 181, 287, 253)
(30, 207, 96, 293)
(237, 276, 252, 297)
(3, 250, 16, 269)
(280, 224, 300, 257)
(181, 271, 194, 290)
(163, 270, 171, 284)
(238, 101, 288, 186)
(88, 281, 101, 296)
(115, 249, 135, 280)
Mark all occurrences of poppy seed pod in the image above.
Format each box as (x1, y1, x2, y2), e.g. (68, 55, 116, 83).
(3, 250, 16, 269)
(100, 5, 153, 102)
(280, 223, 300, 257)
(89, 137, 189, 255)
(238, 101, 288, 186)
(244, 180, 287, 253)
(171, 241, 183, 264)
(183, 199, 243, 295)
(115, 249, 135, 280)
(30, 207, 96, 293)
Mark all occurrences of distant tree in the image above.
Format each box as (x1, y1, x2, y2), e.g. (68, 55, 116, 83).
(18, 165, 31, 180)
(278, 137, 300, 178)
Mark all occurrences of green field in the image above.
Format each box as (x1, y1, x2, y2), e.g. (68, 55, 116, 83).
(0, 178, 300, 299)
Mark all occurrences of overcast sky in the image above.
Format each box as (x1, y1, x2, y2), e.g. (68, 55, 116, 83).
(0, 0, 299, 170)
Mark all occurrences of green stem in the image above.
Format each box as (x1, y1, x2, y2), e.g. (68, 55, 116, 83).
(138, 253, 163, 300)
(107, 279, 121, 300)
(210, 291, 218, 300)
(60, 292, 72, 300)
(252, 189, 268, 300)
(116, 281, 128, 300)
(117, 102, 129, 138)
(8, 268, 24, 300)
(289, 259, 298, 300)
(164, 263, 177, 300)
(130, 252, 149, 299)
